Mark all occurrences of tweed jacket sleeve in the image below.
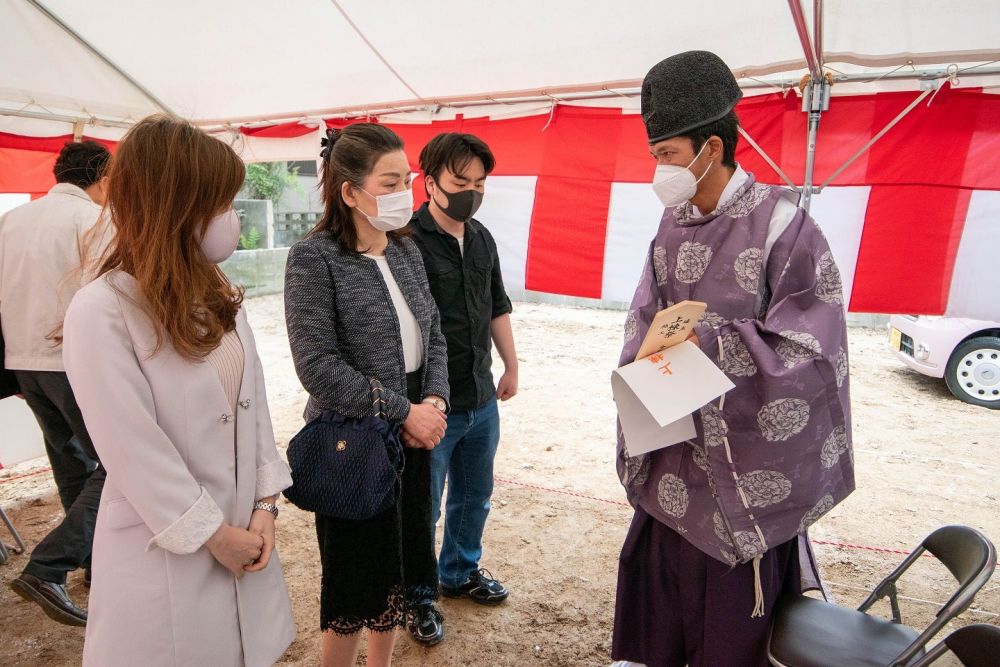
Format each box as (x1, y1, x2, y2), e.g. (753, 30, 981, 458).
(284, 240, 412, 421)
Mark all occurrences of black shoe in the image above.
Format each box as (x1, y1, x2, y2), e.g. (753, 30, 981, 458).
(440, 568, 509, 605)
(406, 603, 444, 646)
(10, 573, 87, 626)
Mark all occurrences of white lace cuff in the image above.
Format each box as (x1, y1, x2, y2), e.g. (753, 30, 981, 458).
(146, 487, 224, 555)
(256, 459, 292, 500)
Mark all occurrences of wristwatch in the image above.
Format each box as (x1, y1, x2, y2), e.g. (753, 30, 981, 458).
(253, 501, 279, 518)
(424, 397, 447, 412)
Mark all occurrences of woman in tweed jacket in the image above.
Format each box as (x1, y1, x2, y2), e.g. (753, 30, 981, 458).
(284, 124, 449, 666)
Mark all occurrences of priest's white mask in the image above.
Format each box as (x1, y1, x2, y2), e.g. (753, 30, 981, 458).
(651, 141, 712, 207)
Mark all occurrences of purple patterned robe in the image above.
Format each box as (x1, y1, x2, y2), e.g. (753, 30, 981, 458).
(617, 172, 855, 567)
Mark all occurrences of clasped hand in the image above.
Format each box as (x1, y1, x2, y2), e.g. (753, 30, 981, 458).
(206, 520, 270, 578)
(401, 401, 446, 449)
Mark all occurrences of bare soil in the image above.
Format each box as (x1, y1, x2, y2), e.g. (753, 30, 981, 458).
(2, 296, 996, 666)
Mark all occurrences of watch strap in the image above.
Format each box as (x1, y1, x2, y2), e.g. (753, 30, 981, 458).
(253, 501, 278, 517)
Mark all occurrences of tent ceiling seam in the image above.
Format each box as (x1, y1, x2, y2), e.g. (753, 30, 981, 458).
(328, 0, 424, 102)
(24, 0, 174, 116)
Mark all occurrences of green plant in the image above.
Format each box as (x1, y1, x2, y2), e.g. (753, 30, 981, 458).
(243, 161, 303, 206)
(238, 226, 262, 250)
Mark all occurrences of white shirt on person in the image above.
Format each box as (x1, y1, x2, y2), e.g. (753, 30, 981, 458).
(365, 253, 424, 373)
(0, 182, 103, 371)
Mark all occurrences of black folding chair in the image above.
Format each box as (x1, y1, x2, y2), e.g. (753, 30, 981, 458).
(909, 623, 1000, 667)
(768, 525, 996, 667)
(0, 507, 27, 565)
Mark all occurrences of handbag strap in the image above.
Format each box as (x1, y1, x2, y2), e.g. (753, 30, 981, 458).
(368, 378, 387, 419)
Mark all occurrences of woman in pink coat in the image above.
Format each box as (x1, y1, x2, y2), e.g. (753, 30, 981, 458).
(62, 115, 296, 666)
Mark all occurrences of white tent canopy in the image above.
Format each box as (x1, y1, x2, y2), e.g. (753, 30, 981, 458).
(3, 0, 1000, 137)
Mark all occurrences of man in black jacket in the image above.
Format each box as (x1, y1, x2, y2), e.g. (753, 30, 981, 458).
(408, 133, 519, 644)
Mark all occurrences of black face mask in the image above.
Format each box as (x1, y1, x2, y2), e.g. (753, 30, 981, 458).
(432, 181, 484, 222)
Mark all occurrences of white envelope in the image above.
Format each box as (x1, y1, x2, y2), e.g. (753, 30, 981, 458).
(612, 341, 735, 456)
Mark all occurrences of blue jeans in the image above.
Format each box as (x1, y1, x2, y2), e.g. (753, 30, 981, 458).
(430, 394, 501, 589)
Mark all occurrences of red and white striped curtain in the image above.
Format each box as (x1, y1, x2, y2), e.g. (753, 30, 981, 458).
(3, 84, 998, 318)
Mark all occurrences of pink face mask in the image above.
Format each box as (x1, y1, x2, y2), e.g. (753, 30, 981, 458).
(199, 209, 241, 264)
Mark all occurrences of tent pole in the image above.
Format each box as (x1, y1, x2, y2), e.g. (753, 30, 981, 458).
(818, 86, 935, 190)
(813, 0, 824, 69)
(0, 107, 134, 129)
(787, 0, 822, 80)
(189, 66, 1000, 128)
(25, 0, 174, 115)
(787, 0, 827, 211)
(800, 79, 830, 211)
(737, 127, 798, 191)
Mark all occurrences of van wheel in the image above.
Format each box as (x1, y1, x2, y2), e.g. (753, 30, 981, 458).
(944, 336, 1000, 409)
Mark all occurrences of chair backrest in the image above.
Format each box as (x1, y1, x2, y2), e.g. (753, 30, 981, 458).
(908, 623, 1000, 667)
(857, 525, 996, 666)
(920, 526, 997, 619)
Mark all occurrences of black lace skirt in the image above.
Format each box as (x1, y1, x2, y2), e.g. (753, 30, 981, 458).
(315, 370, 439, 634)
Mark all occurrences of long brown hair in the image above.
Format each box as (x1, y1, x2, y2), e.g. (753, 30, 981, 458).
(312, 123, 409, 253)
(94, 115, 245, 359)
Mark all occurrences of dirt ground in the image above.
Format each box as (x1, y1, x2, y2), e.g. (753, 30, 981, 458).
(1, 295, 997, 666)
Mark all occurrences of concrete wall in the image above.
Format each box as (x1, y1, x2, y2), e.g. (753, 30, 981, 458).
(274, 212, 319, 248)
(275, 173, 323, 215)
(233, 198, 274, 249)
(220, 248, 290, 297)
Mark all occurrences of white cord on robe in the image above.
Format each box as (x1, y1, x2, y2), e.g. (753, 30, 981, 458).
(751, 556, 765, 618)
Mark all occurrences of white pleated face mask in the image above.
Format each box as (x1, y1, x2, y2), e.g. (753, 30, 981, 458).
(651, 141, 712, 208)
(358, 188, 413, 231)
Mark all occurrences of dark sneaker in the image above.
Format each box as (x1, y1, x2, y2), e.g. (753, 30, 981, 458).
(440, 568, 509, 605)
(406, 603, 444, 646)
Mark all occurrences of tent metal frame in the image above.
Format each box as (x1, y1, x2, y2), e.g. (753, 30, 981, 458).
(789, 0, 827, 209)
(0, 107, 134, 130)
(186, 65, 1000, 128)
(4, 0, 998, 202)
(4, 64, 993, 131)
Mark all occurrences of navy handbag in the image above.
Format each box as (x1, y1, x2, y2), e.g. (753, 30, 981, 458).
(283, 379, 405, 520)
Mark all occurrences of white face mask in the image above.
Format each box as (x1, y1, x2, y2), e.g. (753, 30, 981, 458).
(358, 187, 413, 231)
(651, 142, 712, 207)
(199, 208, 241, 264)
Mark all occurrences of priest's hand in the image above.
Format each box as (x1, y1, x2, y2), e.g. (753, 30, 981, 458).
(686, 331, 701, 347)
